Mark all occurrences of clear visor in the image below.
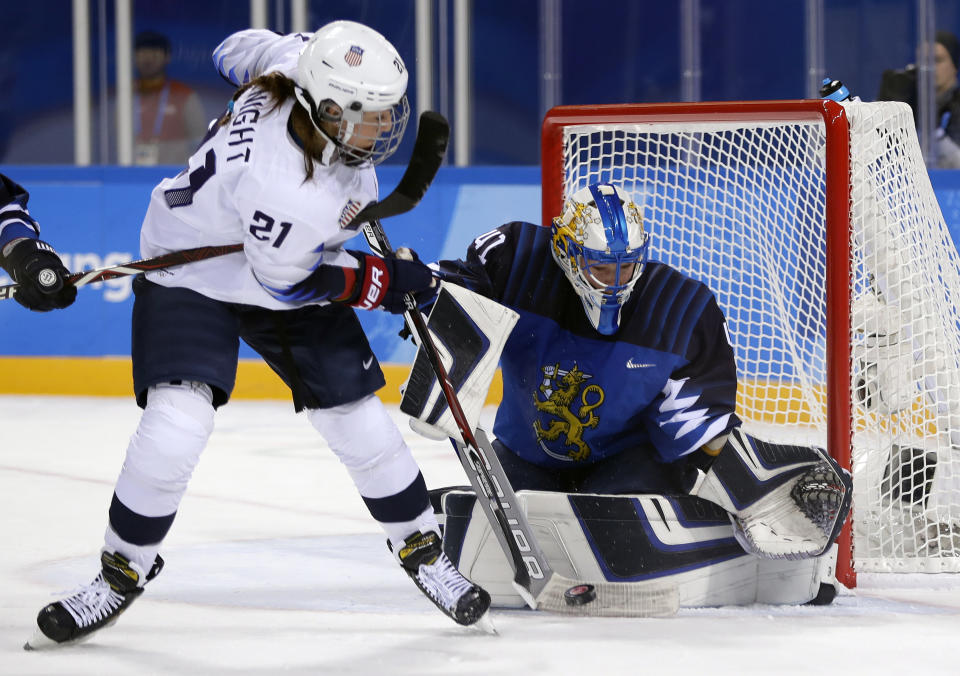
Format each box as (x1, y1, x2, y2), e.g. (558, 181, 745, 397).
(324, 96, 410, 166)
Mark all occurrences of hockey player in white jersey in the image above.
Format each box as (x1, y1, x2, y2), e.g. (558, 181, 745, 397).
(26, 22, 489, 649)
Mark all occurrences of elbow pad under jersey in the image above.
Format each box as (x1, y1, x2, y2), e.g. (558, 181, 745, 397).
(212, 29, 310, 86)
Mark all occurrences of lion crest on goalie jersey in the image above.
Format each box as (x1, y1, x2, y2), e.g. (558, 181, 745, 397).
(532, 363, 605, 462)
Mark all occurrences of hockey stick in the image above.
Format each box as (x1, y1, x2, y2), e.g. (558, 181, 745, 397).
(358, 111, 536, 603)
(0, 243, 244, 301)
(363, 112, 678, 616)
(0, 128, 448, 302)
(343, 113, 449, 232)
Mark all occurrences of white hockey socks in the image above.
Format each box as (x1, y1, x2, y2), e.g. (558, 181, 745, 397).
(114, 381, 215, 519)
(307, 395, 439, 544)
(307, 394, 422, 499)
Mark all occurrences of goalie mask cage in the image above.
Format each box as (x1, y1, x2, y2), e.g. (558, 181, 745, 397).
(542, 100, 960, 588)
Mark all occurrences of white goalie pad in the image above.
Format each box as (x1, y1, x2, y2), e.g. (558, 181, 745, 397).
(438, 489, 837, 608)
(400, 282, 519, 442)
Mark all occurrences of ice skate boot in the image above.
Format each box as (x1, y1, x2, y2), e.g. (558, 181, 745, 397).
(393, 530, 491, 626)
(25, 550, 164, 650)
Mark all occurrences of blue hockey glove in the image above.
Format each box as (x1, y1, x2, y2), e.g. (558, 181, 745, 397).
(685, 428, 852, 560)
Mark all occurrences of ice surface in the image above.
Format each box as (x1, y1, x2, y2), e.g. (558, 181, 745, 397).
(2, 395, 960, 675)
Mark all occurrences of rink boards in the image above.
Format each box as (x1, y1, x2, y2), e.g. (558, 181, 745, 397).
(3, 164, 960, 408)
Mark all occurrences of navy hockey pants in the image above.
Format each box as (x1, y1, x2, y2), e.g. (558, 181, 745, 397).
(131, 276, 385, 411)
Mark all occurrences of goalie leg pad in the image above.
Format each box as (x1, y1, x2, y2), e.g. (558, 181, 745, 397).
(439, 489, 829, 607)
(688, 428, 852, 560)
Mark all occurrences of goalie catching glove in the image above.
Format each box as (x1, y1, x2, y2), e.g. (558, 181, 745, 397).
(0, 237, 76, 312)
(685, 428, 852, 560)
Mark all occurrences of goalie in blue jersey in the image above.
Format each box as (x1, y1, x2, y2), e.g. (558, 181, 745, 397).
(410, 182, 853, 609)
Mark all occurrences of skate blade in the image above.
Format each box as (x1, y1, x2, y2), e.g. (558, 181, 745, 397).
(24, 628, 62, 651)
(24, 621, 111, 651)
(467, 610, 498, 636)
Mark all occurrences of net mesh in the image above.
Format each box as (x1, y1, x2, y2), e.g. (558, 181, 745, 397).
(557, 101, 960, 575)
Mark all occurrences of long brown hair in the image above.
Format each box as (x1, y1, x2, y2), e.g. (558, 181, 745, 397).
(217, 72, 328, 179)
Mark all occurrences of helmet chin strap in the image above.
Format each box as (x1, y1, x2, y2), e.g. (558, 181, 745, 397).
(317, 132, 338, 165)
(340, 120, 356, 145)
(293, 86, 340, 166)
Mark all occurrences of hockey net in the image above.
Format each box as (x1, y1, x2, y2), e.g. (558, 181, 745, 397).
(542, 100, 960, 587)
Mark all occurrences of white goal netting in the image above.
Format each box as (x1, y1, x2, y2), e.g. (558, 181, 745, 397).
(552, 100, 960, 580)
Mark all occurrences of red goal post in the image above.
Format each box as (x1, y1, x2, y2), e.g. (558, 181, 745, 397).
(543, 99, 960, 588)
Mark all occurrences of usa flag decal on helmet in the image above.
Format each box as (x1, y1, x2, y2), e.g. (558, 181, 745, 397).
(344, 45, 364, 67)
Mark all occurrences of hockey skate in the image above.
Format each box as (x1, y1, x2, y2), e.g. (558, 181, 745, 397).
(392, 530, 491, 626)
(25, 550, 164, 650)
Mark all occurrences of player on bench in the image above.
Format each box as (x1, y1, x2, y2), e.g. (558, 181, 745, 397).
(404, 182, 852, 608)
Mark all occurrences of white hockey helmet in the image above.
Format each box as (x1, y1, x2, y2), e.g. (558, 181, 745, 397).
(295, 20, 410, 166)
(550, 183, 649, 335)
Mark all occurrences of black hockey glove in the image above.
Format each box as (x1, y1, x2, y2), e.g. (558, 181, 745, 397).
(346, 252, 436, 315)
(1, 238, 77, 312)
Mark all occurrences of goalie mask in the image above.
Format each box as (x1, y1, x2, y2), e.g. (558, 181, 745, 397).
(295, 20, 410, 166)
(551, 183, 649, 335)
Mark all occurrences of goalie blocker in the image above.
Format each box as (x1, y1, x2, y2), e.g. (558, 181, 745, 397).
(400, 281, 519, 441)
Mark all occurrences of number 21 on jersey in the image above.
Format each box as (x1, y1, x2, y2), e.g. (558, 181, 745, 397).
(248, 210, 293, 249)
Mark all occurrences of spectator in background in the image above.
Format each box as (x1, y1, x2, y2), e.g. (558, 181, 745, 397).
(133, 31, 208, 165)
(878, 30, 960, 168)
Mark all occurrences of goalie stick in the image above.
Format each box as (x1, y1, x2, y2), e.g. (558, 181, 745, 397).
(364, 112, 678, 617)
(0, 118, 448, 302)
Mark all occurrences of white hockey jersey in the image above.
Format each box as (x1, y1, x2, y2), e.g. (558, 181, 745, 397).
(139, 30, 377, 310)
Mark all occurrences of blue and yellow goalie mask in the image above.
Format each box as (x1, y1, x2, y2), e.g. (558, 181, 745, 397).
(550, 183, 649, 335)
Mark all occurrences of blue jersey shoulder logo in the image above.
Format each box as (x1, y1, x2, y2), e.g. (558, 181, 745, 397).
(532, 362, 605, 462)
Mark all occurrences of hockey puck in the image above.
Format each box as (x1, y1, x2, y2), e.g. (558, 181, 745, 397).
(563, 584, 597, 606)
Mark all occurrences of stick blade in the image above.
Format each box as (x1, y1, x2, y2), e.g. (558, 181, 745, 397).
(535, 573, 680, 618)
(347, 111, 450, 228)
(394, 111, 450, 207)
